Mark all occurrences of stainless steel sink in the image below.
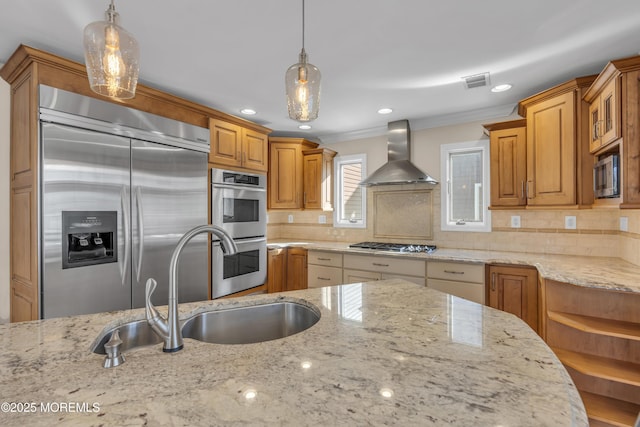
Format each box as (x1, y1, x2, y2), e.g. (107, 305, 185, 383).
(91, 319, 163, 354)
(181, 301, 320, 345)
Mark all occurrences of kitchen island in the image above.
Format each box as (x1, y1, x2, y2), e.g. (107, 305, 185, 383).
(0, 280, 587, 426)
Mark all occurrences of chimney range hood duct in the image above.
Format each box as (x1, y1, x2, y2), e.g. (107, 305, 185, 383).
(360, 120, 438, 186)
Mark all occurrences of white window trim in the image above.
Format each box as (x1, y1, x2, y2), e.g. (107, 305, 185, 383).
(440, 140, 491, 232)
(334, 153, 367, 229)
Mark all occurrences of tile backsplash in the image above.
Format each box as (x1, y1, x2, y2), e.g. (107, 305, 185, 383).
(268, 187, 640, 267)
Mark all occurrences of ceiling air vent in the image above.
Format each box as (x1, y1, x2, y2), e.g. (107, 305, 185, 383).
(462, 72, 490, 89)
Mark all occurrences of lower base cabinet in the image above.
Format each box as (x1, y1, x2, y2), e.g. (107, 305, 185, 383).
(267, 247, 308, 293)
(426, 261, 485, 304)
(542, 280, 640, 427)
(486, 264, 538, 332)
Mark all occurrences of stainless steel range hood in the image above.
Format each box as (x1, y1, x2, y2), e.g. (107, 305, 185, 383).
(360, 120, 438, 186)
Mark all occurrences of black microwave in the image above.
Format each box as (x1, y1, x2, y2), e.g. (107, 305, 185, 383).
(594, 154, 619, 198)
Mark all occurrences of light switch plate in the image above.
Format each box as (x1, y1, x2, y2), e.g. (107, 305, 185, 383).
(510, 215, 521, 228)
(288, 214, 294, 223)
(318, 215, 327, 224)
(620, 216, 629, 232)
(564, 215, 577, 230)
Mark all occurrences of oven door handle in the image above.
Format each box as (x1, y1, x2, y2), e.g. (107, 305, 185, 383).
(213, 237, 267, 246)
(212, 183, 266, 192)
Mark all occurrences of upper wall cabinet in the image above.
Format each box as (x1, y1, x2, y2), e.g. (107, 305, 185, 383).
(518, 76, 596, 208)
(585, 77, 620, 153)
(303, 147, 337, 211)
(484, 120, 527, 208)
(583, 55, 640, 208)
(268, 137, 318, 209)
(209, 118, 269, 172)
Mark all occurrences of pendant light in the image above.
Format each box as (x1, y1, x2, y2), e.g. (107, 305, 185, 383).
(285, 0, 321, 122)
(83, 0, 139, 99)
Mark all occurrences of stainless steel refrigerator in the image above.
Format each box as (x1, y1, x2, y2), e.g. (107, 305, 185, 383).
(39, 86, 209, 319)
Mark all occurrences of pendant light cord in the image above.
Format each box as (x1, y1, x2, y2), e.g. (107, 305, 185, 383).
(301, 0, 305, 50)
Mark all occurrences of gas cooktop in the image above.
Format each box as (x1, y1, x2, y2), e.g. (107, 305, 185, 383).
(349, 242, 437, 253)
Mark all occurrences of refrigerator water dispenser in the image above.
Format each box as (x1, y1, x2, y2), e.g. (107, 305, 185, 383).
(62, 211, 117, 269)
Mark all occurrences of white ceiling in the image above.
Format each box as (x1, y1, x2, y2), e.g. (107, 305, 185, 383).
(2, 1, 640, 143)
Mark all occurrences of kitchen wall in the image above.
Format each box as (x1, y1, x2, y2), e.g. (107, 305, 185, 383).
(268, 118, 639, 265)
(0, 71, 10, 324)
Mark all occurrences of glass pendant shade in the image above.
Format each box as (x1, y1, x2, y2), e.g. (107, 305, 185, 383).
(83, 2, 139, 99)
(286, 49, 321, 122)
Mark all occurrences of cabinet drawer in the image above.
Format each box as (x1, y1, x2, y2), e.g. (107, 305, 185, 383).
(343, 254, 425, 276)
(308, 250, 343, 267)
(343, 269, 382, 284)
(308, 265, 343, 288)
(427, 261, 484, 283)
(427, 278, 485, 305)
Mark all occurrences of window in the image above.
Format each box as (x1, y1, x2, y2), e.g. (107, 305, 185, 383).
(334, 154, 367, 228)
(440, 140, 491, 232)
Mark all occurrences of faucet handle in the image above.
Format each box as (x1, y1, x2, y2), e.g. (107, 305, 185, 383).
(145, 278, 169, 339)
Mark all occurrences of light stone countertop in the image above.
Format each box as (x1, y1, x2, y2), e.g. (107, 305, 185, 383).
(268, 240, 640, 294)
(0, 280, 587, 426)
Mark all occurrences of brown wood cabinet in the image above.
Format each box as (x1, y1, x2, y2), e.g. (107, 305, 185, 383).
(542, 280, 640, 427)
(0, 45, 270, 322)
(303, 147, 336, 210)
(268, 137, 318, 209)
(267, 246, 308, 293)
(587, 77, 620, 153)
(487, 264, 538, 333)
(286, 247, 308, 291)
(484, 120, 527, 208)
(209, 118, 269, 172)
(518, 76, 596, 208)
(584, 55, 640, 208)
(267, 247, 287, 293)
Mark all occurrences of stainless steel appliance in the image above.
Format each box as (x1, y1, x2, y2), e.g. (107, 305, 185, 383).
(349, 242, 437, 253)
(211, 168, 267, 239)
(40, 85, 209, 319)
(594, 153, 619, 198)
(210, 168, 267, 297)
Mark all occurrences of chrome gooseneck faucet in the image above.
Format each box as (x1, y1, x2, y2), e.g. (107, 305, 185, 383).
(145, 224, 238, 352)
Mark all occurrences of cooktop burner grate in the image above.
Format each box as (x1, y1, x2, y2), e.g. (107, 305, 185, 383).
(349, 242, 437, 253)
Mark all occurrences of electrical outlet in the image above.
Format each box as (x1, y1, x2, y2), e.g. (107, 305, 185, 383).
(318, 215, 327, 224)
(510, 215, 521, 228)
(287, 214, 294, 223)
(620, 216, 629, 232)
(564, 215, 577, 230)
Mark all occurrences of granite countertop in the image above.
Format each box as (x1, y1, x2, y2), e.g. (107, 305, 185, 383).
(268, 240, 640, 294)
(0, 280, 587, 426)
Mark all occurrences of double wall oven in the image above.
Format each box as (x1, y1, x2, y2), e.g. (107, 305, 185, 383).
(211, 168, 267, 298)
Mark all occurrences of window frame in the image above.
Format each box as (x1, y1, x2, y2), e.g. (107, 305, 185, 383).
(333, 153, 367, 229)
(440, 140, 491, 232)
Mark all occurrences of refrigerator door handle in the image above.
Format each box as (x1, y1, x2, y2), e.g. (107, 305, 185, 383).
(135, 186, 145, 283)
(120, 186, 130, 286)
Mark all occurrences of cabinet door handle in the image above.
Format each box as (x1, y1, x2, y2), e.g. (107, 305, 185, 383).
(491, 272, 496, 291)
(444, 270, 464, 275)
(372, 262, 389, 267)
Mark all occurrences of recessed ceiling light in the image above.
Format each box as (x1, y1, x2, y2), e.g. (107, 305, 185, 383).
(240, 108, 257, 115)
(298, 124, 312, 130)
(491, 84, 512, 93)
(377, 108, 393, 114)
